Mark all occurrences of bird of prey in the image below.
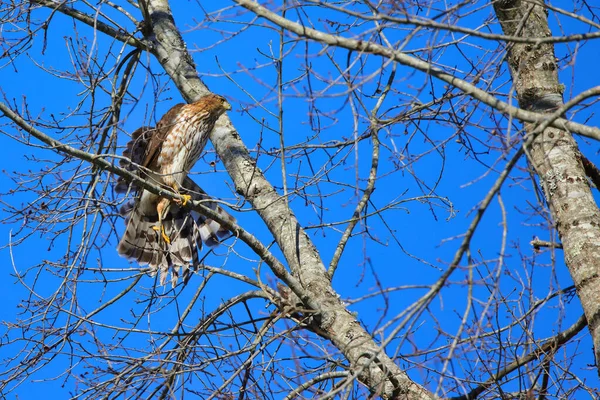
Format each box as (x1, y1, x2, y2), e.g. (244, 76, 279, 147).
(115, 94, 236, 286)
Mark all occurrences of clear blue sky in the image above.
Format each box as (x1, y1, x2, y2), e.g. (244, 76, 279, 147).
(1, 1, 599, 398)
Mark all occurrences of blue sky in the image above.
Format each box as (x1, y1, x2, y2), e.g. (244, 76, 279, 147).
(1, 1, 599, 398)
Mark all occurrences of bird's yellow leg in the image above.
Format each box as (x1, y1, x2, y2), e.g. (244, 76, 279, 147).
(153, 197, 171, 244)
(179, 194, 192, 206)
(160, 225, 171, 244)
(151, 225, 171, 244)
(171, 183, 191, 206)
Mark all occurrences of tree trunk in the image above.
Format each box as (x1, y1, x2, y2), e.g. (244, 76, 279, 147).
(493, 0, 600, 373)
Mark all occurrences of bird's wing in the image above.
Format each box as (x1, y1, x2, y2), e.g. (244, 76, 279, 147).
(142, 103, 186, 169)
(115, 126, 153, 193)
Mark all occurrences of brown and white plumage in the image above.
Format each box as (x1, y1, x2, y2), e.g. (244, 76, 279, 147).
(115, 94, 235, 286)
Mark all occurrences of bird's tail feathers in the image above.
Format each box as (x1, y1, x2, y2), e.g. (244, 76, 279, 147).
(117, 200, 202, 287)
(183, 177, 237, 247)
(117, 173, 236, 287)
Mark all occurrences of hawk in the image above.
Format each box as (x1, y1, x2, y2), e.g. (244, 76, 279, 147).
(115, 94, 236, 286)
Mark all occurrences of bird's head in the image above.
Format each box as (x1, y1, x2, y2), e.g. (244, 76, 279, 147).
(221, 97, 232, 111)
(214, 94, 231, 111)
(196, 94, 231, 114)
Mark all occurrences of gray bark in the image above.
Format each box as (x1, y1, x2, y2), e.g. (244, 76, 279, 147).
(493, 0, 600, 372)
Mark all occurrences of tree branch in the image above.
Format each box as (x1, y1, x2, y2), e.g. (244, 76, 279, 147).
(141, 0, 434, 397)
(493, 0, 600, 375)
(30, 0, 149, 50)
(450, 314, 587, 400)
(233, 0, 600, 141)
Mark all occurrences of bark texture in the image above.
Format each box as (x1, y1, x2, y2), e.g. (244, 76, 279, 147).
(493, 0, 600, 371)
(143, 0, 434, 397)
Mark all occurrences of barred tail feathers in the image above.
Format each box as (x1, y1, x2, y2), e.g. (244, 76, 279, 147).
(117, 196, 201, 286)
(117, 202, 170, 284)
(183, 177, 236, 247)
(117, 178, 235, 287)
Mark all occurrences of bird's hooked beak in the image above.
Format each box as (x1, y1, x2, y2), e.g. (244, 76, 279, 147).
(223, 101, 232, 111)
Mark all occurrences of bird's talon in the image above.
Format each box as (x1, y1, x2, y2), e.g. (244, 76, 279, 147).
(152, 225, 171, 244)
(177, 194, 192, 206)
